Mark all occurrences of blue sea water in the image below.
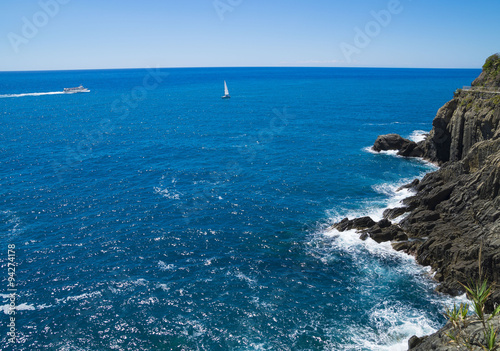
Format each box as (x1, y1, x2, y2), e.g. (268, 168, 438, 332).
(0, 67, 479, 350)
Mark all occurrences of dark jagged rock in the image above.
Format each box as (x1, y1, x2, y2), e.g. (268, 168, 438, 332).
(383, 206, 409, 220)
(398, 141, 424, 157)
(332, 216, 376, 232)
(377, 218, 391, 228)
(398, 137, 500, 308)
(330, 216, 408, 244)
(372, 134, 425, 157)
(397, 178, 420, 192)
(364, 223, 407, 243)
(372, 134, 414, 152)
(409, 315, 500, 351)
(419, 99, 457, 164)
(407, 335, 425, 349)
(401, 195, 422, 213)
(420, 183, 455, 210)
(392, 240, 415, 253)
(372, 134, 424, 157)
(403, 209, 440, 224)
(332, 217, 409, 244)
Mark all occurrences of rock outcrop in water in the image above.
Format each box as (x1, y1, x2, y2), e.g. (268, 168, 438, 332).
(334, 53, 500, 350)
(372, 133, 424, 157)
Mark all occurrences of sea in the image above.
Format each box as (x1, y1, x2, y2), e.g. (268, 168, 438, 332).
(0, 67, 480, 350)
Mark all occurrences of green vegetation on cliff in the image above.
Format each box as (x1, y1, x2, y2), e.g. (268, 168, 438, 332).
(473, 53, 500, 88)
(483, 53, 500, 72)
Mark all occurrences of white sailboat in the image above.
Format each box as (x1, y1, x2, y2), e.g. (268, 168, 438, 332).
(222, 80, 230, 99)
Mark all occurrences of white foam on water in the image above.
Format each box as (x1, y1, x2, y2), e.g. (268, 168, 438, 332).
(364, 146, 440, 173)
(312, 166, 463, 350)
(316, 175, 435, 278)
(322, 226, 416, 269)
(338, 290, 471, 351)
(363, 146, 400, 156)
(1, 294, 53, 314)
(324, 176, 420, 229)
(1, 210, 24, 238)
(317, 236, 468, 351)
(408, 130, 428, 143)
(0, 304, 11, 315)
(131, 278, 148, 286)
(363, 133, 440, 171)
(237, 343, 269, 351)
(226, 268, 258, 290)
(37, 304, 53, 309)
(55, 291, 102, 304)
(1, 303, 36, 314)
(156, 283, 171, 291)
(154, 186, 181, 200)
(378, 149, 400, 156)
(310, 228, 448, 350)
(158, 260, 175, 271)
(371, 181, 417, 219)
(340, 309, 438, 351)
(15, 303, 36, 311)
(138, 296, 159, 305)
(235, 271, 257, 287)
(106, 278, 151, 296)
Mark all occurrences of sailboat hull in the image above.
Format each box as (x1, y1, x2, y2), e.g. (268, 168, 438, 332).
(221, 95, 230, 99)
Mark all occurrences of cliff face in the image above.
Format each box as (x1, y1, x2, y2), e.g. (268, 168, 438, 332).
(421, 56, 500, 165)
(405, 56, 500, 305)
(400, 137, 500, 303)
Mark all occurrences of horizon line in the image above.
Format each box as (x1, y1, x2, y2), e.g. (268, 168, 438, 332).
(0, 65, 482, 73)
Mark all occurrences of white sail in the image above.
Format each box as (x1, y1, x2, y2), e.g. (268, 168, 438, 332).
(222, 80, 230, 99)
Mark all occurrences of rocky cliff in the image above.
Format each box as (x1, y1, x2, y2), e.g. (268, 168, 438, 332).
(420, 60, 500, 165)
(336, 54, 500, 350)
(408, 314, 500, 351)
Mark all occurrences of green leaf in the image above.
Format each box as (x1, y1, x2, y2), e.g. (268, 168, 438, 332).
(489, 304, 500, 320)
(483, 325, 497, 350)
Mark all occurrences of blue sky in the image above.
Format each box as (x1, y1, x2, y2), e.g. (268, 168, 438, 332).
(0, 0, 499, 71)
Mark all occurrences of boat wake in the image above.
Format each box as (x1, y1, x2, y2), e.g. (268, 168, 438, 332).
(0, 90, 89, 98)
